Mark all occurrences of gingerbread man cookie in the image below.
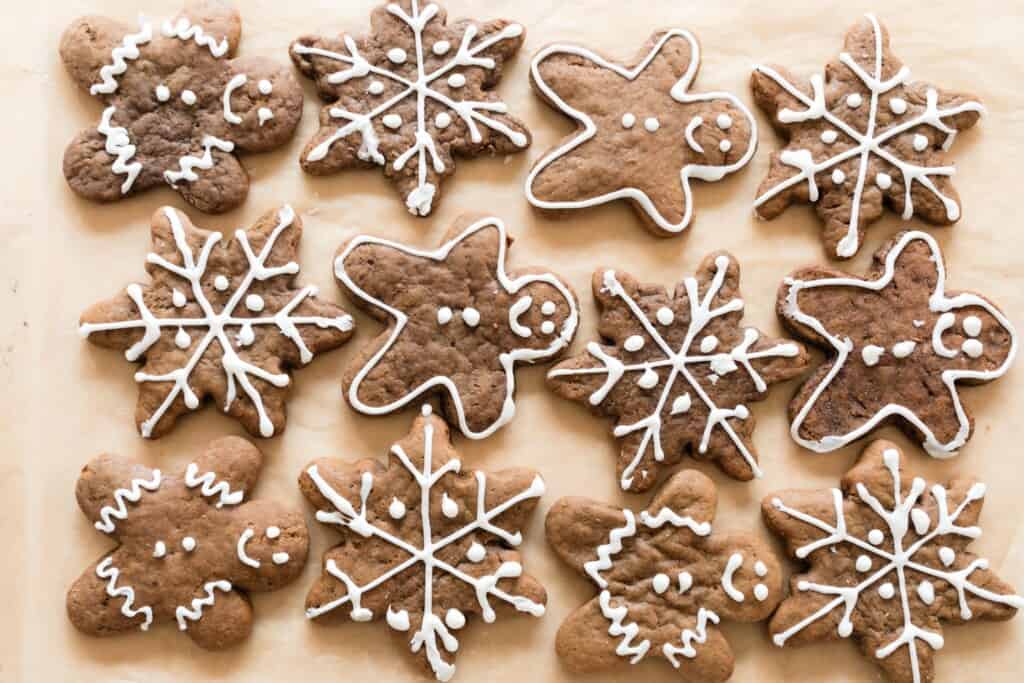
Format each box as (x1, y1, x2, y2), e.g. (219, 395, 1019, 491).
(300, 406, 546, 681)
(779, 230, 1016, 456)
(752, 14, 983, 258)
(547, 469, 783, 680)
(764, 441, 1023, 683)
(548, 253, 809, 491)
(80, 205, 354, 438)
(335, 214, 578, 439)
(60, 1, 303, 213)
(525, 29, 757, 236)
(290, 0, 531, 217)
(67, 437, 308, 649)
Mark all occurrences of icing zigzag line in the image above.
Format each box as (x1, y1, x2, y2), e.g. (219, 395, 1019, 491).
(162, 17, 229, 57)
(95, 470, 163, 533)
(96, 557, 154, 630)
(185, 463, 244, 507)
(90, 20, 153, 95)
(175, 580, 233, 630)
(584, 510, 636, 588)
(164, 135, 235, 185)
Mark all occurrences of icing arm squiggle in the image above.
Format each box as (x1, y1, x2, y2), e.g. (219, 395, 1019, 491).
(95, 469, 162, 533)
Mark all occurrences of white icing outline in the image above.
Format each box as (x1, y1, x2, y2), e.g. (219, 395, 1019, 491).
(185, 462, 244, 507)
(524, 29, 758, 233)
(90, 19, 153, 95)
(95, 469, 162, 533)
(96, 556, 154, 630)
(335, 217, 578, 440)
(783, 231, 1017, 456)
(753, 14, 985, 257)
(175, 580, 233, 630)
(80, 206, 354, 438)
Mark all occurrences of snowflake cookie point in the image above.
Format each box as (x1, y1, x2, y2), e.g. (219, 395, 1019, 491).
(751, 14, 984, 258)
(80, 205, 355, 439)
(300, 410, 546, 680)
(764, 440, 1023, 683)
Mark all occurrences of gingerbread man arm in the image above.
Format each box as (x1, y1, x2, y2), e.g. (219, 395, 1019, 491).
(172, 149, 249, 214)
(67, 548, 157, 637)
(170, 0, 242, 57)
(176, 582, 253, 650)
(76, 454, 162, 535)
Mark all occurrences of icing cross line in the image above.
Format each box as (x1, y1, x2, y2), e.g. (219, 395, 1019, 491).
(754, 13, 984, 257)
(79, 206, 354, 438)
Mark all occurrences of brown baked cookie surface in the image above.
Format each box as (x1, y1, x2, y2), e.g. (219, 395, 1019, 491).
(300, 407, 546, 682)
(764, 440, 1023, 683)
(779, 230, 1016, 457)
(752, 14, 983, 258)
(80, 205, 354, 439)
(525, 29, 758, 236)
(335, 214, 578, 440)
(60, 1, 303, 213)
(548, 253, 808, 491)
(547, 469, 783, 680)
(290, 0, 531, 217)
(67, 437, 308, 650)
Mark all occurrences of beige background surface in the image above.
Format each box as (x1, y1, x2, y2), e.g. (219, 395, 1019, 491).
(2, 0, 1023, 681)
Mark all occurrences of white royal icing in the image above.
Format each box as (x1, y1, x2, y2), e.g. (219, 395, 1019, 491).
(164, 135, 235, 186)
(222, 74, 247, 124)
(96, 107, 143, 195)
(175, 580, 233, 630)
(525, 29, 758, 233)
(95, 469, 162, 533)
(90, 19, 153, 95)
(162, 16, 230, 57)
(96, 556, 154, 630)
(237, 528, 261, 568)
(335, 217, 578, 440)
(153, 541, 167, 558)
(185, 462, 244, 507)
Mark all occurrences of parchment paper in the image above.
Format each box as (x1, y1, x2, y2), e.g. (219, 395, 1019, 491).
(3, 1, 1022, 681)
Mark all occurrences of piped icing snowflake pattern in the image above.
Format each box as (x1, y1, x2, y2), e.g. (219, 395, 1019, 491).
(764, 441, 1023, 683)
(79, 205, 354, 438)
(300, 407, 546, 682)
(335, 214, 577, 440)
(548, 254, 808, 491)
(290, 0, 530, 217)
(525, 29, 758, 236)
(779, 230, 1017, 456)
(66, 438, 308, 650)
(546, 469, 783, 680)
(752, 14, 984, 258)
(60, 1, 302, 213)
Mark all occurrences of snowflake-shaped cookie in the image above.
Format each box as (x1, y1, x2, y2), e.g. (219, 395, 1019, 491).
(547, 469, 783, 680)
(335, 214, 578, 439)
(290, 0, 530, 217)
(300, 406, 546, 681)
(764, 441, 1023, 683)
(548, 254, 808, 491)
(80, 205, 354, 438)
(60, 1, 303, 213)
(779, 230, 1017, 457)
(67, 437, 308, 649)
(752, 14, 984, 258)
(525, 29, 758, 236)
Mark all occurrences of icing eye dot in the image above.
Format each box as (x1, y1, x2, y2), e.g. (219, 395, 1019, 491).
(437, 307, 453, 325)
(846, 93, 863, 108)
(272, 552, 290, 565)
(651, 573, 670, 594)
(889, 97, 907, 115)
(624, 335, 645, 352)
(153, 541, 167, 558)
(266, 526, 281, 539)
(719, 139, 732, 153)
(466, 541, 486, 563)
(963, 315, 982, 337)
(181, 90, 197, 105)
(172, 288, 187, 308)
(245, 294, 265, 312)
(832, 169, 846, 185)
(913, 133, 929, 152)
(855, 555, 872, 572)
(821, 130, 838, 144)
(868, 529, 885, 545)
(875, 172, 893, 189)
(716, 113, 733, 130)
(182, 536, 197, 552)
(541, 301, 557, 316)
(621, 113, 636, 129)
(387, 48, 407, 64)
(754, 561, 768, 577)
(175, 327, 192, 349)
(447, 73, 466, 88)
(258, 79, 273, 95)
(368, 81, 385, 95)
(389, 497, 406, 520)
(699, 336, 718, 353)
(155, 84, 171, 102)
(444, 608, 466, 630)
(754, 584, 769, 601)
(644, 117, 660, 132)
(214, 275, 230, 291)
(541, 321, 556, 335)
(961, 338, 984, 358)
(462, 308, 481, 327)
(383, 114, 403, 129)
(878, 582, 895, 599)
(435, 112, 452, 129)
(432, 40, 451, 56)
(656, 307, 674, 326)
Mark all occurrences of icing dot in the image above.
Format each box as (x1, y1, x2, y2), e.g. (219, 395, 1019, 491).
(258, 79, 273, 95)
(889, 97, 907, 115)
(236, 323, 255, 348)
(637, 367, 659, 389)
(441, 493, 459, 518)
(214, 275, 229, 291)
(917, 580, 935, 605)
(963, 315, 982, 337)
(862, 345, 884, 366)
(716, 113, 733, 130)
(624, 335, 645, 352)
(266, 526, 281, 539)
(961, 338, 984, 358)
(172, 289, 187, 308)
(699, 336, 719, 354)
(272, 552, 290, 565)
(832, 169, 846, 185)
(389, 497, 406, 520)
(644, 117, 660, 132)
(868, 529, 885, 545)
(387, 48, 407, 64)
(432, 40, 451, 56)
(621, 113, 636, 129)
(855, 555, 872, 572)
(821, 130, 838, 144)
(181, 90, 197, 105)
(879, 582, 896, 599)
(175, 327, 192, 350)
(719, 139, 732, 153)
(754, 584, 769, 601)
(913, 133, 929, 152)
(670, 394, 691, 415)
(444, 608, 466, 630)
(383, 114, 402, 129)
(467, 542, 486, 563)
(153, 541, 167, 558)
(437, 307, 453, 325)
(875, 172, 893, 189)
(368, 81, 385, 95)
(910, 507, 931, 535)
(435, 112, 452, 129)
(447, 73, 466, 88)
(846, 93, 863, 108)
(939, 546, 956, 567)
(892, 340, 916, 359)
(182, 537, 197, 552)
(677, 571, 694, 593)
(541, 321, 556, 335)
(656, 307, 674, 326)
(155, 84, 170, 102)
(754, 561, 768, 577)
(651, 573, 670, 594)
(462, 308, 480, 327)
(542, 301, 557, 316)
(245, 294, 265, 312)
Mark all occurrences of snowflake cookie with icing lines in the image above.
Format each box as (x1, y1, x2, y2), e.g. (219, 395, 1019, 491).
(548, 253, 808, 491)
(60, 1, 303, 213)
(546, 469, 783, 680)
(80, 205, 354, 439)
(335, 214, 578, 440)
(300, 407, 546, 682)
(779, 230, 1016, 457)
(764, 441, 1024, 683)
(525, 29, 758, 236)
(67, 437, 308, 650)
(289, 0, 531, 217)
(752, 14, 984, 259)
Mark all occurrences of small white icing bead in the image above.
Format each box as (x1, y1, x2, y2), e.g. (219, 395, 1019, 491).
(963, 315, 982, 337)
(875, 172, 893, 189)
(832, 169, 846, 185)
(383, 114, 402, 129)
(961, 339, 984, 358)
(621, 113, 636, 129)
(542, 301, 557, 316)
(368, 81, 385, 95)
(435, 112, 452, 129)
(656, 307, 674, 325)
(719, 139, 732, 153)
(889, 97, 907, 115)
(644, 117, 660, 132)
(855, 555, 871, 572)
(258, 79, 273, 95)
(447, 73, 466, 88)
(652, 573, 670, 594)
(462, 308, 480, 327)
(155, 84, 170, 102)
(432, 40, 451, 56)
(868, 529, 885, 545)
(821, 130, 838, 144)
(181, 90, 197, 105)
(266, 526, 281, 539)
(913, 134, 929, 152)
(437, 307, 453, 325)
(541, 321, 555, 335)
(387, 48, 407, 64)
(214, 275, 229, 291)
(846, 93, 863, 108)
(716, 113, 733, 130)
(624, 335, 644, 352)
(182, 536, 197, 552)
(245, 294, 265, 312)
